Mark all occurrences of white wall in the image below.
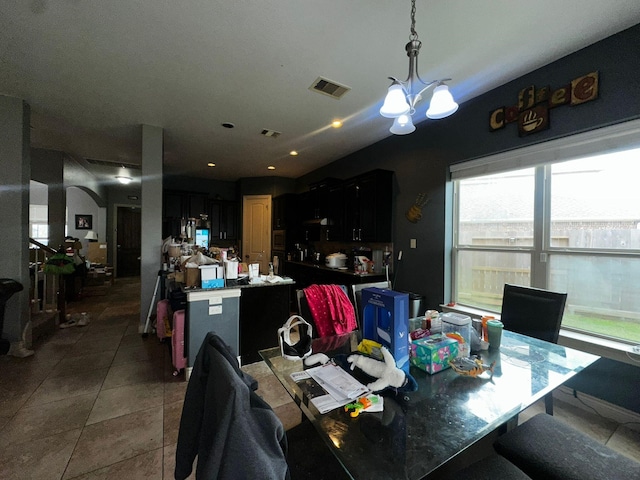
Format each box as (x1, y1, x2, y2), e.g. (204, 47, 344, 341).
(66, 186, 106, 254)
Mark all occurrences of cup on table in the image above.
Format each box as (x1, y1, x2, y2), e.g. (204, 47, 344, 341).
(472, 318, 483, 338)
(481, 315, 495, 341)
(486, 320, 504, 349)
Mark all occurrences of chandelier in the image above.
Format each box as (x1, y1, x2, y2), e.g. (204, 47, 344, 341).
(380, 0, 458, 135)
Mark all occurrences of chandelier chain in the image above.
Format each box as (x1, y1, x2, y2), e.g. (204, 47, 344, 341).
(409, 0, 418, 41)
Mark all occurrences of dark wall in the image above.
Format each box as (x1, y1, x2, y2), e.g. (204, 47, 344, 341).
(163, 174, 237, 201)
(298, 24, 640, 308)
(238, 176, 296, 198)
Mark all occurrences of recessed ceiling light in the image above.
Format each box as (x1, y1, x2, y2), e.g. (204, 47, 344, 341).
(332, 120, 343, 128)
(207, 162, 216, 167)
(116, 176, 132, 184)
(267, 165, 276, 170)
(221, 122, 235, 129)
(289, 150, 298, 156)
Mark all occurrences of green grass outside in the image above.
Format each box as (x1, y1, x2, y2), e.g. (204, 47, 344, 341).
(562, 313, 640, 344)
(458, 293, 640, 344)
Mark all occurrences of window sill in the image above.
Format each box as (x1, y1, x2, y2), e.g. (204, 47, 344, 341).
(440, 303, 640, 366)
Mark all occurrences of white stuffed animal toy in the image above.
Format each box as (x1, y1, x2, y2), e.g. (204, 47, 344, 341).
(347, 346, 406, 392)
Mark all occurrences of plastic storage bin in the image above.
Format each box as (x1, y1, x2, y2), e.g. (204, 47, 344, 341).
(441, 312, 472, 347)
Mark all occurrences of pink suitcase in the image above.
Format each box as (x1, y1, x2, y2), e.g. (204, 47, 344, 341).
(171, 309, 187, 376)
(156, 299, 172, 340)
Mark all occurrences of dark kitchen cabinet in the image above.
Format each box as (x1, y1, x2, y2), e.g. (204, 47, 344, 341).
(162, 190, 209, 238)
(188, 194, 207, 220)
(344, 170, 393, 242)
(324, 183, 345, 241)
(209, 200, 238, 241)
(163, 191, 207, 220)
(164, 191, 185, 220)
(162, 191, 185, 238)
(239, 283, 291, 364)
(296, 191, 313, 222)
(272, 193, 298, 229)
(299, 178, 340, 221)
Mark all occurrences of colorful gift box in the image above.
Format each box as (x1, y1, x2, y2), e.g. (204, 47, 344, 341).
(410, 334, 459, 374)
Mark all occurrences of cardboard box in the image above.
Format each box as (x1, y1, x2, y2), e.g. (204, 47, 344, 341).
(200, 265, 224, 288)
(184, 267, 200, 287)
(86, 242, 108, 264)
(410, 334, 459, 374)
(172, 271, 185, 283)
(361, 288, 410, 373)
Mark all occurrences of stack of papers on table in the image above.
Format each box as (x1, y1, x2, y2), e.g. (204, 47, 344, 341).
(291, 363, 370, 414)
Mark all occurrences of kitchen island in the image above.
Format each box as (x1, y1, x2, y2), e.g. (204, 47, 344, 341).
(174, 277, 295, 371)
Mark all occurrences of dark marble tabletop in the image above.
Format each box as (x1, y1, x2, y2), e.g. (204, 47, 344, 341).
(260, 330, 599, 480)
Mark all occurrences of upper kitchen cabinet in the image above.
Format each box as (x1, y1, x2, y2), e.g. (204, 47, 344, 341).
(164, 191, 185, 220)
(344, 170, 393, 242)
(163, 190, 207, 238)
(324, 183, 345, 241)
(300, 178, 340, 221)
(209, 200, 238, 241)
(272, 193, 298, 229)
(163, 191, 185, 238)
(163, 190, 208, 219)
(188, 194, 208, 220)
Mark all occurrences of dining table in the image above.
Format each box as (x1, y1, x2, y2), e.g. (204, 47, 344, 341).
(260, 329, 600, 480)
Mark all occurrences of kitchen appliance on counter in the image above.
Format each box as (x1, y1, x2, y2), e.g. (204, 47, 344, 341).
(351, 247, 372, 271)
(325, 252, 348, 269)
(272, 230, 286, 251)
(195, 228, 209, 248)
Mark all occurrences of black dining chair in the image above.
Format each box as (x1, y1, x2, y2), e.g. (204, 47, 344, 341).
(176, 332, 349, 479)
(500, 283, 568, 415)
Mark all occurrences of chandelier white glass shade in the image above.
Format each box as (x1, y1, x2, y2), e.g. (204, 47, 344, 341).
(380, 83, 410, 118)
(380, 0, 458, 134)
(426, 84, 458, 119)
(390, 114, 416, 135)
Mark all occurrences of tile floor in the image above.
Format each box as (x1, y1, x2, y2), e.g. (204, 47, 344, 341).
(1, 276, 638, 479)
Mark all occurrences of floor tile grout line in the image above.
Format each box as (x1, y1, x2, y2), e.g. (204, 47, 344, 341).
(58, 426, 85, 480)
(52, 280, 143, 478)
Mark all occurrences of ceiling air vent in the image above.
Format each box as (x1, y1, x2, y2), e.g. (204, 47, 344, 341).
(261, 129, 281, 138)
(85, 158, 141, 170)
(309, 77, 351, 99)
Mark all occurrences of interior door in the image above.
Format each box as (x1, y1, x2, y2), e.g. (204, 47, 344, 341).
(117, 206, 141, 277)
(242, 195, 271, 274)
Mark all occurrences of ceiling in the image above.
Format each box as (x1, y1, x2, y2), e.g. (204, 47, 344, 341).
(2, 1, 640, 185)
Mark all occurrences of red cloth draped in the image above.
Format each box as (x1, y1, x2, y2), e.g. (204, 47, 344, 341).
(303, 284, 357, 337)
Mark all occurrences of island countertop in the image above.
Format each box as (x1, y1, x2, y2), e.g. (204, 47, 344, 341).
(181, 276, 295, 293)
(284, 260, 386, 278)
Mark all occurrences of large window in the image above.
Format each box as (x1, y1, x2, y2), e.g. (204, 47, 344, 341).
(451, 120, 640, 344)
(30, 180, 49, 245)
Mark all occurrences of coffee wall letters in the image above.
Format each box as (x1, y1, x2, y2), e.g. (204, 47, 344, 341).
(489, 71, 599, 136)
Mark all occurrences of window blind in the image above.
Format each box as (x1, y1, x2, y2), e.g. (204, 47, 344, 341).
(450, 118, 640, 180)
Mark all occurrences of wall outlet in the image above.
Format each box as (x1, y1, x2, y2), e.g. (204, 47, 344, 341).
(410, 239, 417, 249)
